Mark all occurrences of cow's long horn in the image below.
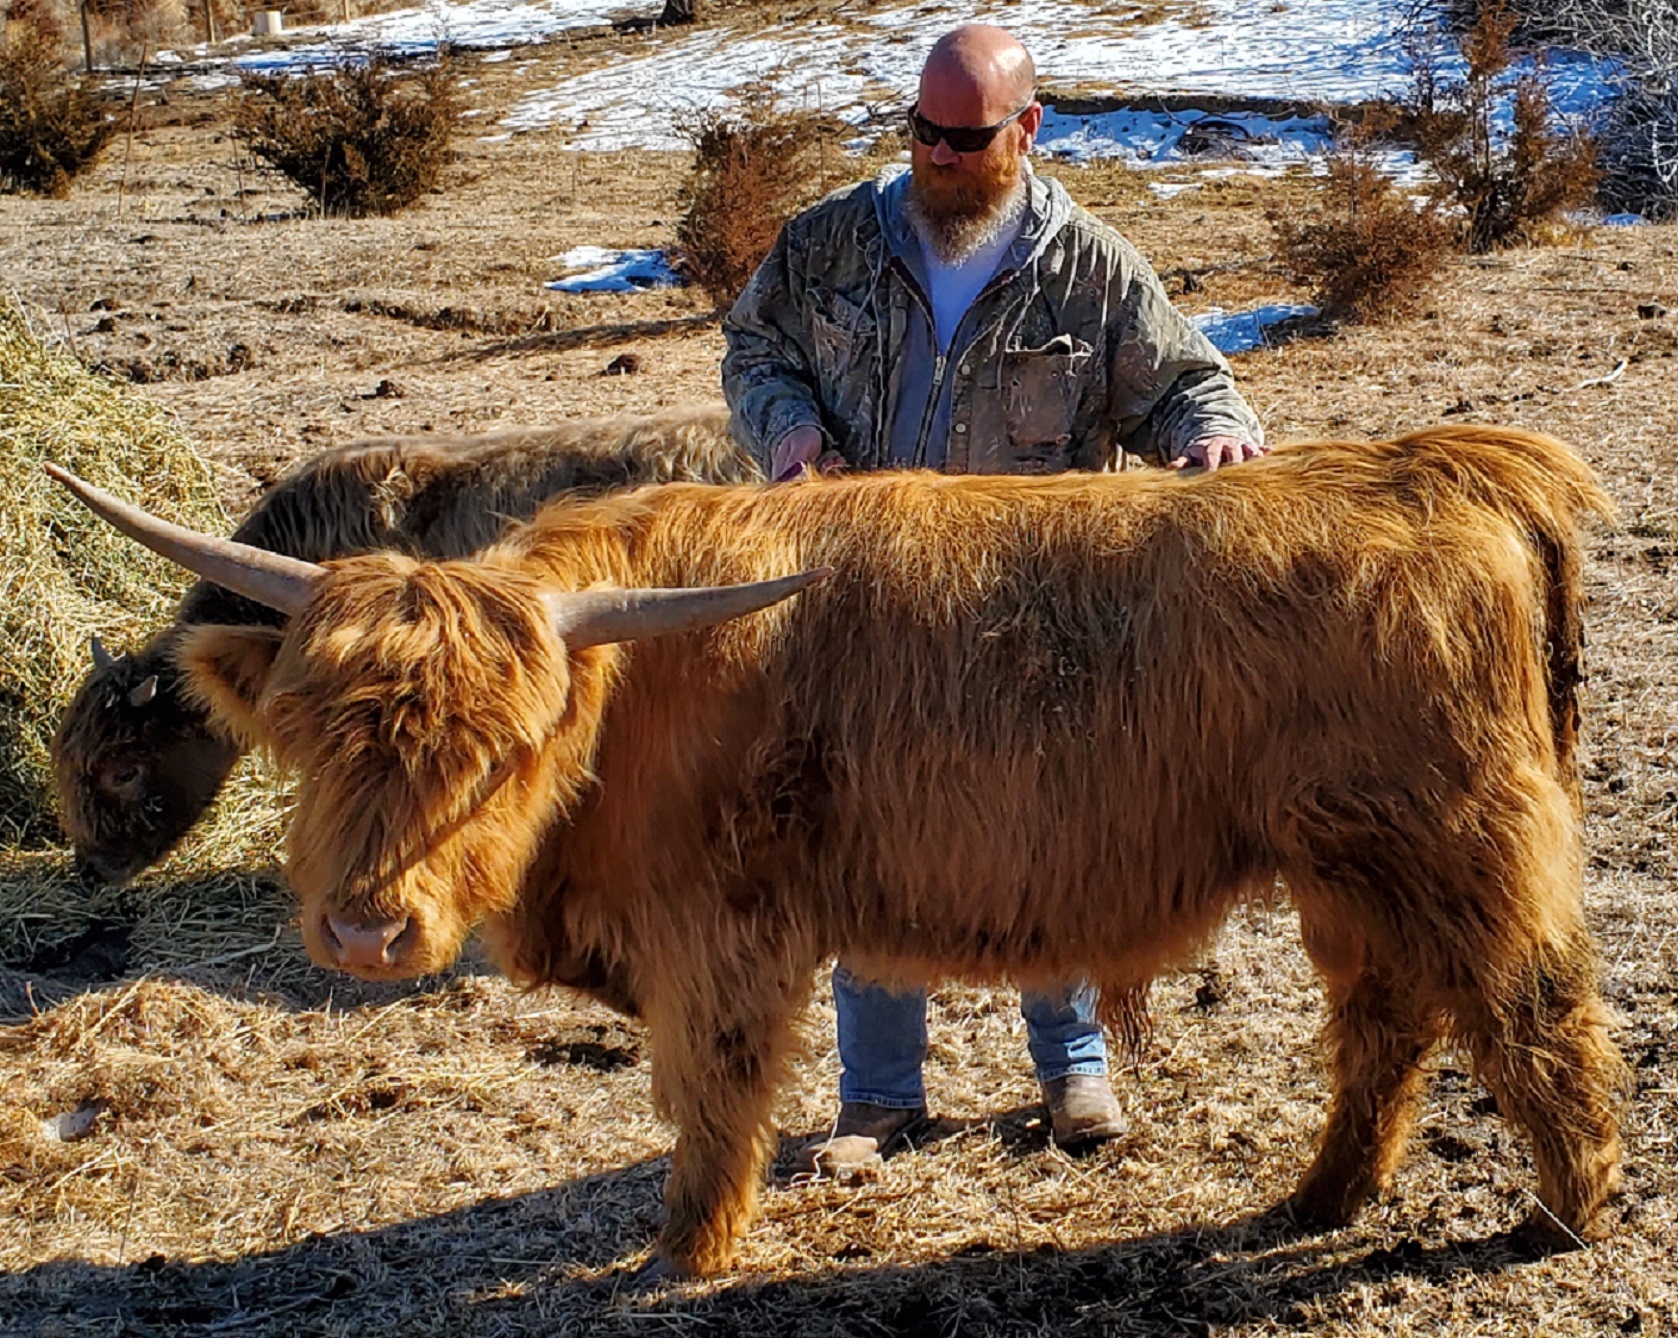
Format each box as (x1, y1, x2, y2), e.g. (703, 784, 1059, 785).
(543, 568, 831, 650)
(45, 464, 324, 617)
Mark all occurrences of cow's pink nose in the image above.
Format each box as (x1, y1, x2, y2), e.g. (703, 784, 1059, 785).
(323, 913, 414, 970)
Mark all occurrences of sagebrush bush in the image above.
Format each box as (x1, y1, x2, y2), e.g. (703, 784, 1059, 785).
(1489, 0, 1678, 222)
(1436, 0, 1639, 41)
(673, 94, 843, 311)
(1275, 137, 1453, 323)
(5, 0, 63, 45)
(0, 14, 115, 197)
(232, 56, 459, 218)
(1410, 3, 1599, 250)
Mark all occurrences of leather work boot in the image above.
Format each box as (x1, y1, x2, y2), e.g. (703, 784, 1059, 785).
(1043, 1073, 1127, 1149)
(797, 1101, 925, 1176)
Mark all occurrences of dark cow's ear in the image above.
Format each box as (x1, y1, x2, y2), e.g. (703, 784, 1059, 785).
(172, 625, 286, 746)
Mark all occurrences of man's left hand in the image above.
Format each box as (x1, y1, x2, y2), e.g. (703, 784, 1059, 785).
(1169, 435, 1269, 472)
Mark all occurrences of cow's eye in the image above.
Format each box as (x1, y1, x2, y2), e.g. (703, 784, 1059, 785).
(106, 764, 142, 792)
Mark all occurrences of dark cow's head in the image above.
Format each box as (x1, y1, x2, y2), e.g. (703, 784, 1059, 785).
(47, 465, 823, 980)
(53, 636, 241, 885)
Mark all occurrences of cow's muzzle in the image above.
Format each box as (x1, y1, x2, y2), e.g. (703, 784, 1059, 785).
(74, 848, 140, 887)
(321, 912, 417, 973)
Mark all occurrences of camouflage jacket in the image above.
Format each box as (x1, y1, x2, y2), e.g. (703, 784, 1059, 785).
(721, 166, 1263, 475)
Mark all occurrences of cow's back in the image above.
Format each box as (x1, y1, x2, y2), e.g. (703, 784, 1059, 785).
(182, 406, 753, 626)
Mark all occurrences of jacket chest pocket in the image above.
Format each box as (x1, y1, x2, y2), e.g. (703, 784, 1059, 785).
(1001, 335, 1093, 472)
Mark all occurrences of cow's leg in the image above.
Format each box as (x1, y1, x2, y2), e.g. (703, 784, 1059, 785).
(645, 980, 802, 1277)
(1455, 920, 1625, 1246)
(1290, 909, 1443, 1226)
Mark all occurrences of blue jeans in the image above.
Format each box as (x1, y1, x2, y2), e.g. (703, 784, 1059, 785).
(832, 963, 1108, 1108)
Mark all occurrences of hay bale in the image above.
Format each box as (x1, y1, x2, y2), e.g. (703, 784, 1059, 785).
(0, 296, 228, 845)
(0, 299, 355, 996)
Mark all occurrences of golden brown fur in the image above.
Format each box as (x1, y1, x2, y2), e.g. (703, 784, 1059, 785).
(52, 405, 753, 888)
(170, 424, 1626, 1276)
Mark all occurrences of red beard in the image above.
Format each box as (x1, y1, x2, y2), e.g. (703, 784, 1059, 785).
(910, 150, 1023, 228)
(907, 149, 1026, 262)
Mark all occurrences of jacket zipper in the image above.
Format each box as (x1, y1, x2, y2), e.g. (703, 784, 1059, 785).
(911, 353, 948, 468)
(895, 253, 1032, 469)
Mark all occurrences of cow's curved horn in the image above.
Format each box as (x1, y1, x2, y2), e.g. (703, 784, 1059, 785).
(543, 568, 831, 650)
(90, 634, 117, 671)
(45, 464, 323, 617)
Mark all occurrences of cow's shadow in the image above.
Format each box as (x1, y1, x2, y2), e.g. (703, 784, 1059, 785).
(0, 1149, 1544, 1337)
(0, 861, 501, 1018)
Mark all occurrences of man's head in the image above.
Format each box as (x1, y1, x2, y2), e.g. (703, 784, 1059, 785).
(907, 25, 1041, 262)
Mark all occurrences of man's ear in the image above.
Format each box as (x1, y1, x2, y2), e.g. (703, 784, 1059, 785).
(1020, 100, 1044, 145)
(173, 625, 286, 747)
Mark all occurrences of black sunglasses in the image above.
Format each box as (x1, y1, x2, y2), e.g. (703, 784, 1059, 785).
(906, 100, 1033, 154)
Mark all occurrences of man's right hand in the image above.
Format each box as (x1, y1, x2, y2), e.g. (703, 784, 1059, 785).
(771, 426, 827, 482)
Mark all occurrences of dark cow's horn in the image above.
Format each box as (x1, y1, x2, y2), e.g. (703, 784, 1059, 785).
(90, 634, 117, 671)
(45, 464, 324, 617)
(543, 568, 831, 650)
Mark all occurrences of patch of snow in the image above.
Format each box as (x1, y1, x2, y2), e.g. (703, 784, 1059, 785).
(1036, 106, 1331, 169)
(1194, 303, 1318, 354)
(144, 0, 1622, 180)
(546, 246, 683, 292)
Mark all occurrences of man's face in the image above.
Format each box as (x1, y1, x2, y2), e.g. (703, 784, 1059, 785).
(908, 75, 1040, 229)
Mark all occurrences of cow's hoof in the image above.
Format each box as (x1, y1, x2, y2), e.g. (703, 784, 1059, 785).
(1284, 1180, 1366, 1231)
(1510, 1209, 1595, 1256)
(630, 1253, 695, 1289)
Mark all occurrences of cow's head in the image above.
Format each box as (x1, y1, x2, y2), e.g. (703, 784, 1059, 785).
(48, 465, 823, 981)
(54, 634, 242, 885)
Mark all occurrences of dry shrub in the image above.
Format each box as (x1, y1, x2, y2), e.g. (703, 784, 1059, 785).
(1273, 116, 1453, 323)
(1437, 0, 1639, 41)
(0, 12, 114, 197)
(1503, 0, 1678, 222)
(0, 297, 228, 845)
(4, 0, 62, 45)
(1410, 3, 1600, 251)
(9, 0, 196, 71)
(673, 91, 844, 311)
(232, 55, 461, 218)
(83, 0, 186, 50)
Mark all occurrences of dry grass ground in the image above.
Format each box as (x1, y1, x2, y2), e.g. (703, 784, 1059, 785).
(1, 18, 1676, 1337)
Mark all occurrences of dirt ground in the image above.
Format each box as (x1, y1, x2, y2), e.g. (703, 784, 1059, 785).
(1, 17, 1676, 1337)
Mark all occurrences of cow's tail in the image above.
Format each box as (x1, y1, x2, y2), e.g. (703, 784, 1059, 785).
(1393, 425, 1615, 802)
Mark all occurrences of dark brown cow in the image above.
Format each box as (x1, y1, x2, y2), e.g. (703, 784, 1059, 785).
(52, 425, 1628, 1279)
(53, 407, 754, 887)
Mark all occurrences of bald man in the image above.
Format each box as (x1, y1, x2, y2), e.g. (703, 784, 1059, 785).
(722, 25, 1266, 1174)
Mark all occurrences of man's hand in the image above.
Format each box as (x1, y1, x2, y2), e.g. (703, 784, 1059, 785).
(771, 426, 827, 482)
(1168, 435, 1269, 472)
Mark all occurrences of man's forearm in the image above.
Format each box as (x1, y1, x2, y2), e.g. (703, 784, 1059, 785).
(1139, 367, 1265, 465)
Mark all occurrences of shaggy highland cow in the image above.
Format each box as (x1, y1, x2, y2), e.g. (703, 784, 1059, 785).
(53, 407, 754, 887)
(50, 424, 1628, 1280)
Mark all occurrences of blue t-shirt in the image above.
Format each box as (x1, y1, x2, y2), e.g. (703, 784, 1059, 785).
(917, 216, 1024, 354)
